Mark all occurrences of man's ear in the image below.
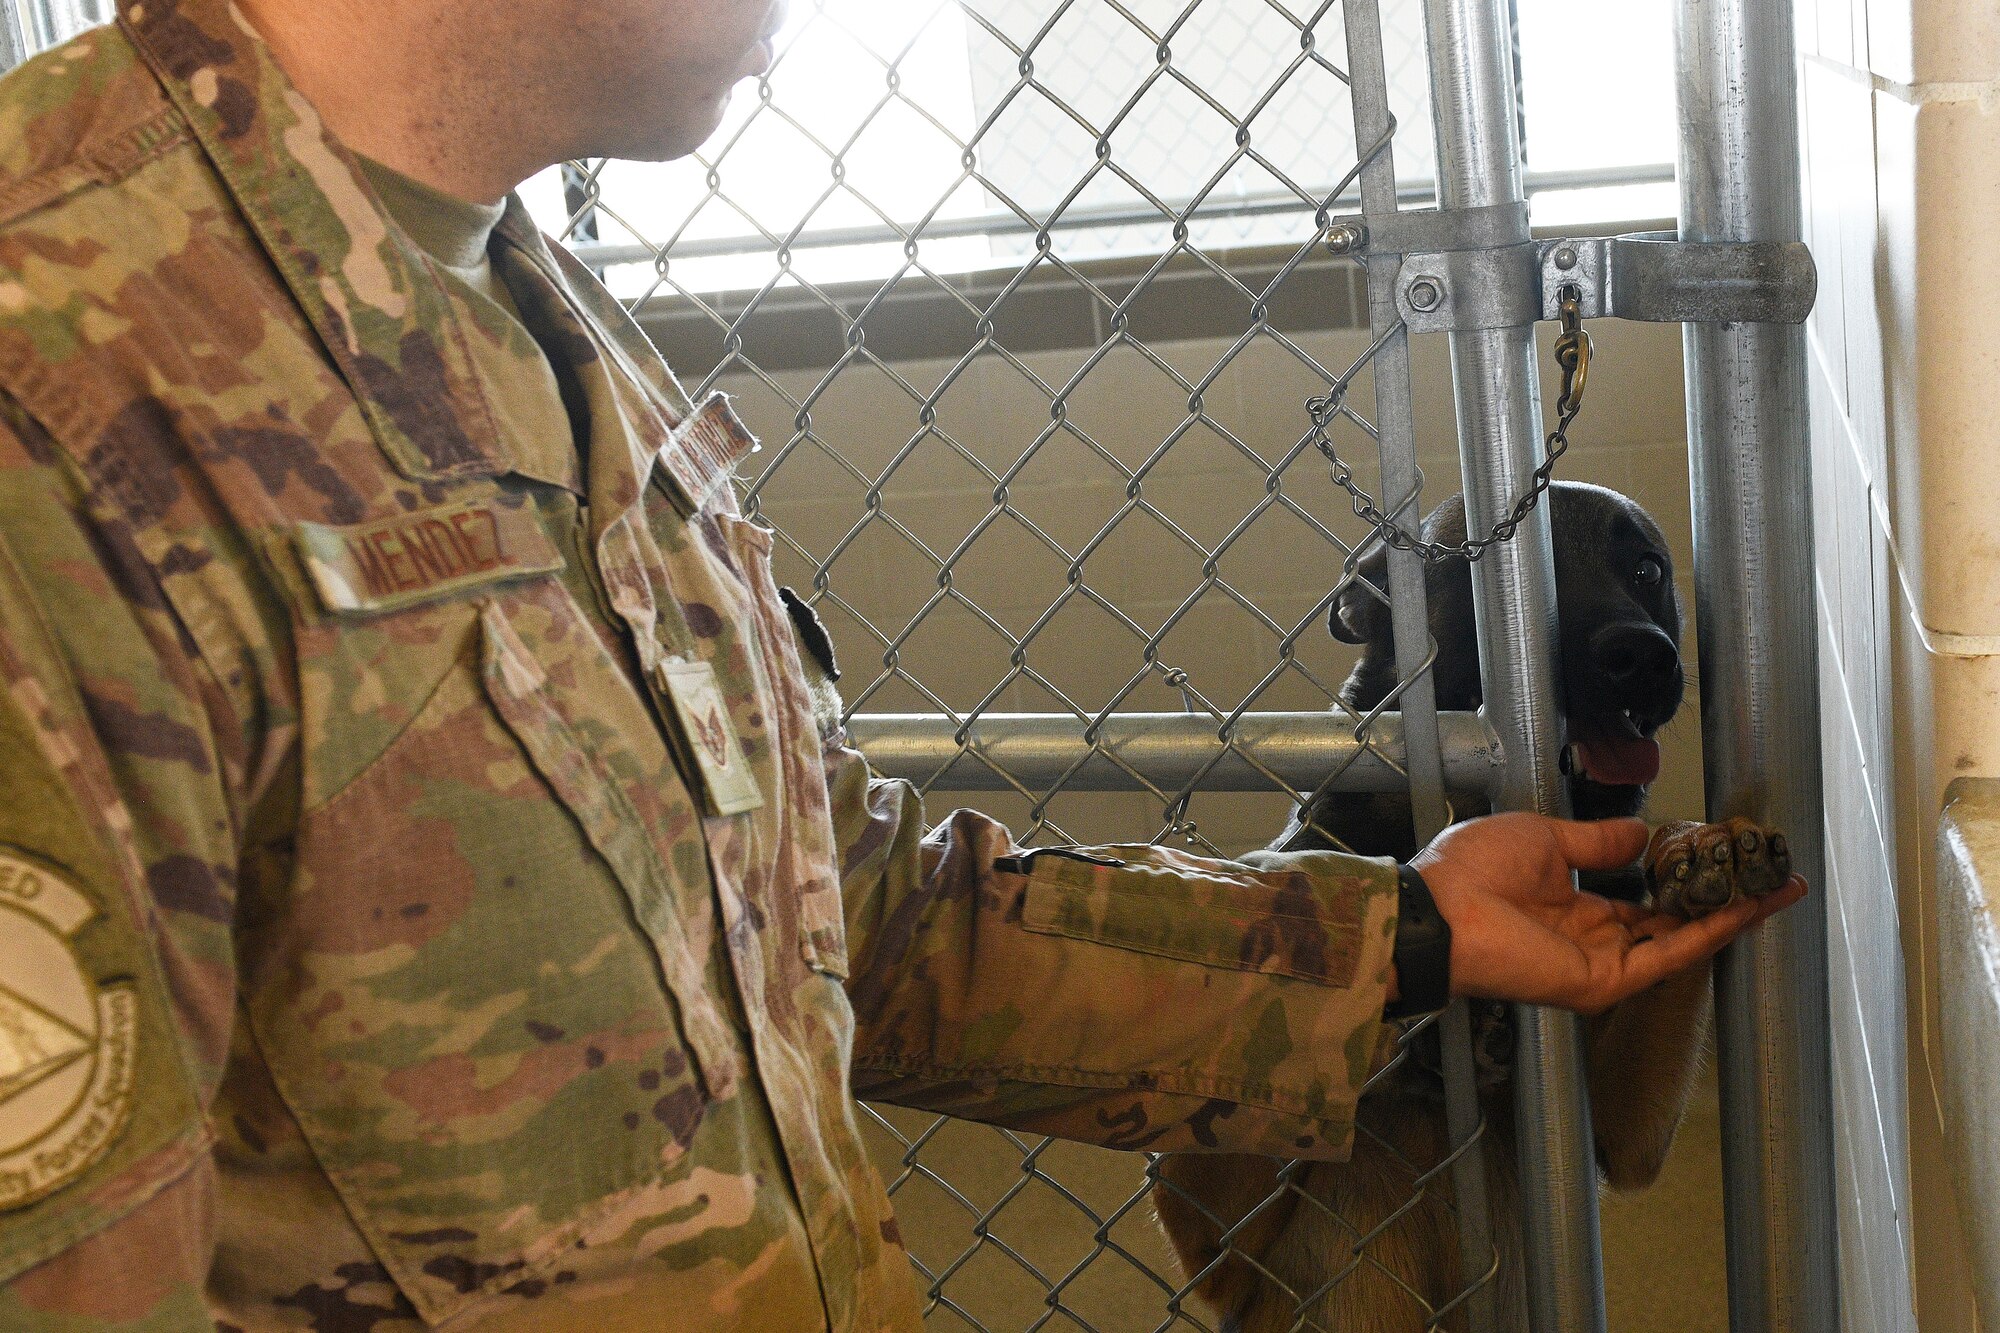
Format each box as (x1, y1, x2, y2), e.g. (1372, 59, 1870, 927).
(1329, 547, 1392, 645)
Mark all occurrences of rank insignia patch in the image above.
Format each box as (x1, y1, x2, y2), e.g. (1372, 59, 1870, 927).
(656, 658, 764, 816)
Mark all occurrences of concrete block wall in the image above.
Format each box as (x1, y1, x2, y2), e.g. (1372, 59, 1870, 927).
(1796, 0, 2000, 1323)
(716, 315, 1710, 852)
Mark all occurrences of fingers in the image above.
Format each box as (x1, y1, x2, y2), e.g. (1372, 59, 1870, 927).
(1545, 815, 1651, 872)
(1746, 875, 1808, 924)
(1612, 874, 1810, 999)
(1602, 899, 1660, 929)
(1624, 900, 1759, 984)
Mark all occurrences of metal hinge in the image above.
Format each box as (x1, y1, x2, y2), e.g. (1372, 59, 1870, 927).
(1327, 212, 1817, 333)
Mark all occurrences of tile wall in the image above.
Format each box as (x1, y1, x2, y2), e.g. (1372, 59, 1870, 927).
(1797, 0, 2000, 1324)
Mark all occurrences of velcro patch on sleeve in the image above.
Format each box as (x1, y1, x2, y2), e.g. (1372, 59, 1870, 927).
(294, 500, 564, 614)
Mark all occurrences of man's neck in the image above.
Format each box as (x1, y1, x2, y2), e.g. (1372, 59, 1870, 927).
(234, 0, 553, 205)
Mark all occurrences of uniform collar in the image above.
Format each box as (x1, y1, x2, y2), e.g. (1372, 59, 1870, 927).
(116, 0, 758, 516)
(491, 206, 759, 520)
(120, 0, 509, 483)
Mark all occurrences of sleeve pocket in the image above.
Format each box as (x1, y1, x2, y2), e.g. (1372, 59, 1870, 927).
(1015, 851, 1365, 988)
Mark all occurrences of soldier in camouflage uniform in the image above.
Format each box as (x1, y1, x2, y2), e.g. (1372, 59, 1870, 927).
(0, 1, 1800, 1328)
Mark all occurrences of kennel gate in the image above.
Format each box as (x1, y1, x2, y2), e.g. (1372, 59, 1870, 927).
(0, 0, 1833, 1329)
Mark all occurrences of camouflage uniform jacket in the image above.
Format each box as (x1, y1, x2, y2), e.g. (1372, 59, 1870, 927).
(0, 4, 1400, 1329)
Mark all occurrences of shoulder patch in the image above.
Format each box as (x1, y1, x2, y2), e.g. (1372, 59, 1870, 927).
(0, 849, 137, 1211)
(294, 499, 563, 614)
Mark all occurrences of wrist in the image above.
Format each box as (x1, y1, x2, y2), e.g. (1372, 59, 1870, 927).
(1384, 863, 1451, 1019)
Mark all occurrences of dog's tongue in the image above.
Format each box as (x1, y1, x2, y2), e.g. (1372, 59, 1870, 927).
(1574, 735, 1661, 786)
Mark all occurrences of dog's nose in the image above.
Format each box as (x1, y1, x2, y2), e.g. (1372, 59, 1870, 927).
(1589, 623, 1679, 690)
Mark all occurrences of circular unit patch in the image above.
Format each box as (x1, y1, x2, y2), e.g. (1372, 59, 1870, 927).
(0, 853, 137, 1210)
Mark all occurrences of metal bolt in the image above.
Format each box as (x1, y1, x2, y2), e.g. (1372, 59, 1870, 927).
(1553, 245, 1578, 271)
(1325, 222, 1367, 255)
(1406, 276, 1444, 312)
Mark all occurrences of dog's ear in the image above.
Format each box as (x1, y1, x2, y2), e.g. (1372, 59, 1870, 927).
(1330, 547, 1392, 645)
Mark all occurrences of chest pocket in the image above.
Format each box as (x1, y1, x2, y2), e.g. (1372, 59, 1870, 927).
(247, 575, 739, 1326)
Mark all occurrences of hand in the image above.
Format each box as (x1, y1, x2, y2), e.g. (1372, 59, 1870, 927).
(1407, 813, 1807, 1015)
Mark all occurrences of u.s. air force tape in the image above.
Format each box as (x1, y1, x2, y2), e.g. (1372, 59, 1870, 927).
(0, 850, 137, 1210)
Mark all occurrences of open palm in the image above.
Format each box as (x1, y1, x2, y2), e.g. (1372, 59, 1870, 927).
(1409, 813, 1806, 1015)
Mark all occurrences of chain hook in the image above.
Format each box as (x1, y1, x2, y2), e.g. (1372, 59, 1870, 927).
(1553, 283, 1591, 418)
(1305, 284, 1595, 564)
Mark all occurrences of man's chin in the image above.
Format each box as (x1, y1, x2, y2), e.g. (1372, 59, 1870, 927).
(599, 99, 733, 164)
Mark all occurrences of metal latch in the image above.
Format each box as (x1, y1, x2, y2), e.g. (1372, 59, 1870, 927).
(1332, 215, 1818, 333)
(1537, 231, 1817, 325)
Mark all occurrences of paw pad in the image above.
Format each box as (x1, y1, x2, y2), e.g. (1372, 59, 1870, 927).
(1645, 817, 1795, 920)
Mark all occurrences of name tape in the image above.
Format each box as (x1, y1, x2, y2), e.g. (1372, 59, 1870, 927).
(295, 501, 563, 614)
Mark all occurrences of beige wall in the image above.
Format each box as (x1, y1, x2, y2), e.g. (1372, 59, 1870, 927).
(722, 311, 1722, 1326)
(1797, 0, 2000, 1325)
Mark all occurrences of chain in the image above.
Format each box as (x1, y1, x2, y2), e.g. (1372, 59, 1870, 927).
(1308, 282, 1593, 564)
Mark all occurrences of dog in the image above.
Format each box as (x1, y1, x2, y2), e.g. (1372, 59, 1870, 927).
(1152, 481, 1791, 1333)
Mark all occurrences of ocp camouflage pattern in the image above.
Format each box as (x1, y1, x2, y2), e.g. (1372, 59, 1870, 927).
(0, 3, 1401, 1328)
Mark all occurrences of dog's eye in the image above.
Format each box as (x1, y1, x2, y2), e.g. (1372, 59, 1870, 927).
(1634, 556, 1665, 588)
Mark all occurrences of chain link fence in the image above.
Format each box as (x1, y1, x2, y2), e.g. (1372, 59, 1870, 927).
(570, 0, 1445, 848)
(554, 2, 1501, 1328)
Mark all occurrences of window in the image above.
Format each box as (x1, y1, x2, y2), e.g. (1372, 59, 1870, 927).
(1514, 0, 1679, 226)
(3, 0, 1682, 299)
(519, 0, 1680, 300)
(3, 0, 107, 62)
(522, 0, 1437, 298)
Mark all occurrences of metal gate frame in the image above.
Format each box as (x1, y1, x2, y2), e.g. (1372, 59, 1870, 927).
(1418, 0, 1601, 1326)
(1675, 3, 1837, 1330)
(0, 0, 1838, 1329)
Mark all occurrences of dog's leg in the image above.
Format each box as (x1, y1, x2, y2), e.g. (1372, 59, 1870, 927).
(1152, 1153, 1301, 1326)
(1585, 967, 1714, 1191)
(1269, 1152, 1444, 1333)
(1158, 1105, 1530, 1333)
(1585, 816, 1794, 1190)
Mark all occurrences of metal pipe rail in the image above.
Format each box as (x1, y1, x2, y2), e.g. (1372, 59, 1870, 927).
(566, 163, 1678, 270)
(1421, 2, 1607, 1332)
(1343, 1, 1500, 1325)
(0, 0, 101, 68)
(847, 711, 1499, 793)
(0, 4, 28, 72)
(1675, 0, 1839, 1328)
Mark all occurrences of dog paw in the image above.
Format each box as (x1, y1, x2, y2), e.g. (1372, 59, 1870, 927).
(1645, 817, 1792, 920)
